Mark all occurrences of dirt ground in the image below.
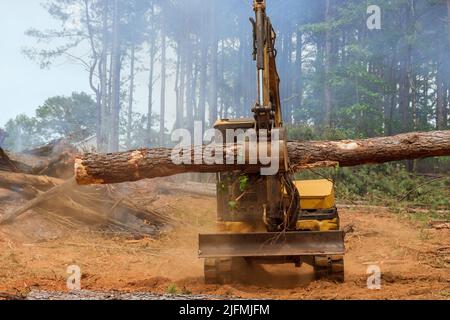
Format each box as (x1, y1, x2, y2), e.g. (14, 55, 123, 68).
(0, 191, 449, 300)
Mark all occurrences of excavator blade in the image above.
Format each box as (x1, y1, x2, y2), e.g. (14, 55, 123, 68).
(198, 231, 344, 258)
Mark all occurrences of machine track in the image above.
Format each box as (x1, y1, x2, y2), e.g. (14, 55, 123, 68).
(313, 256, 345, 283)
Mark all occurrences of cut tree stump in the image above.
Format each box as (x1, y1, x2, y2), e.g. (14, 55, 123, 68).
(75, 130, 450, 185)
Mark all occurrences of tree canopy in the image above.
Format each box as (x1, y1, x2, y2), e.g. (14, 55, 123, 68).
(15, 0, 450, 152)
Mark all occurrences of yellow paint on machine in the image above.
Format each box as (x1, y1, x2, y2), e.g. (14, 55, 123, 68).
(217, 221, 267, 233)
(294, 179, 335, 210)
(296, 218, 339, 232)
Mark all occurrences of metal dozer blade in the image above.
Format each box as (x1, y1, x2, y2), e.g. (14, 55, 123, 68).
(199, 231, 345, 258)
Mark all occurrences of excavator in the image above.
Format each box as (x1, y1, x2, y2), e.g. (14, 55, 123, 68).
(198, 0, 345, 284)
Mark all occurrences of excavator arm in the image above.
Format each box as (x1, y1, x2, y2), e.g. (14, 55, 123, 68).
(251, 0, 283, 131)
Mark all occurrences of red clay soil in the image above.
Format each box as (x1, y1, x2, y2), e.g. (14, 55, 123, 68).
(0, 193, 448, 300)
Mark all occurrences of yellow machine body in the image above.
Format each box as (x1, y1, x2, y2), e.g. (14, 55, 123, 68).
(199, 0, 345, 284)
(295, 179, 335, 210)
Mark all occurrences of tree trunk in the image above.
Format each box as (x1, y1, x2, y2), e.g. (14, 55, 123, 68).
(209, 39, 219, 126)
(448, 0, 450, 55)
(159, 27, 167, 146)
(185, 40, 194, 132)
(176, 43, 185, 130)
(126, 44, 136, 149)
(147, 29, 156, 146)
(99, 0, 109, 153)
(399, 3, 413, 133)
(147, 3, 156, 147)
(294, 29, 303, 123)
(174, 44, 180, 130)
(323, 0, 333, 128)
(75, 130, 450, 185)
(436, 63, 446, 130)
(198, 38, 208, 129)
(109, 0, 121, 152)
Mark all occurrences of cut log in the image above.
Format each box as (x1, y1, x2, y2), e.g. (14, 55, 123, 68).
(75, 130, 450, 185)
(287, 130, 450, 170)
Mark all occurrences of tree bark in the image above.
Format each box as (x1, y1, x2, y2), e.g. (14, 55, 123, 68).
(75, 130, 450, 185)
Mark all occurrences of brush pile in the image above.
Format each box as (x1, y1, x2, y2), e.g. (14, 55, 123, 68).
(0, 141, 171, 238)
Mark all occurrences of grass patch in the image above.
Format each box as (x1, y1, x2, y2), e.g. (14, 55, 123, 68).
(166, 283, 179, 295)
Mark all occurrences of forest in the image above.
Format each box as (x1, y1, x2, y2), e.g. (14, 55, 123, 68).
(0, 0, 448, 153)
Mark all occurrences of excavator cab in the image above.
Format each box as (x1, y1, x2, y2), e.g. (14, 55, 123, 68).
(198, 1, 345, 284)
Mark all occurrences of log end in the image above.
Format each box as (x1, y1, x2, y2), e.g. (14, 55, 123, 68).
(75, 158, 105, 185)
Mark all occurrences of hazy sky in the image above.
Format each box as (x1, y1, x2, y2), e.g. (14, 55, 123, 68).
(0, 1, 92, 127)
(0, 1, 177, 129)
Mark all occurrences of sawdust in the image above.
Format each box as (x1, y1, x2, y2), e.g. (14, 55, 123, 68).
(0, 192, 448, 300)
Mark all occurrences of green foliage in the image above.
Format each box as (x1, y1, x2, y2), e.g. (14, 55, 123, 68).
(239, 175, 249, 192)
(296, 163, 450, 217)
(36, 92, 97, 138)
(3, 92, 96, 151)
(228, 201, 238, 211)
(166, 283, 179, 295)
(4, 114, 44, 152)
